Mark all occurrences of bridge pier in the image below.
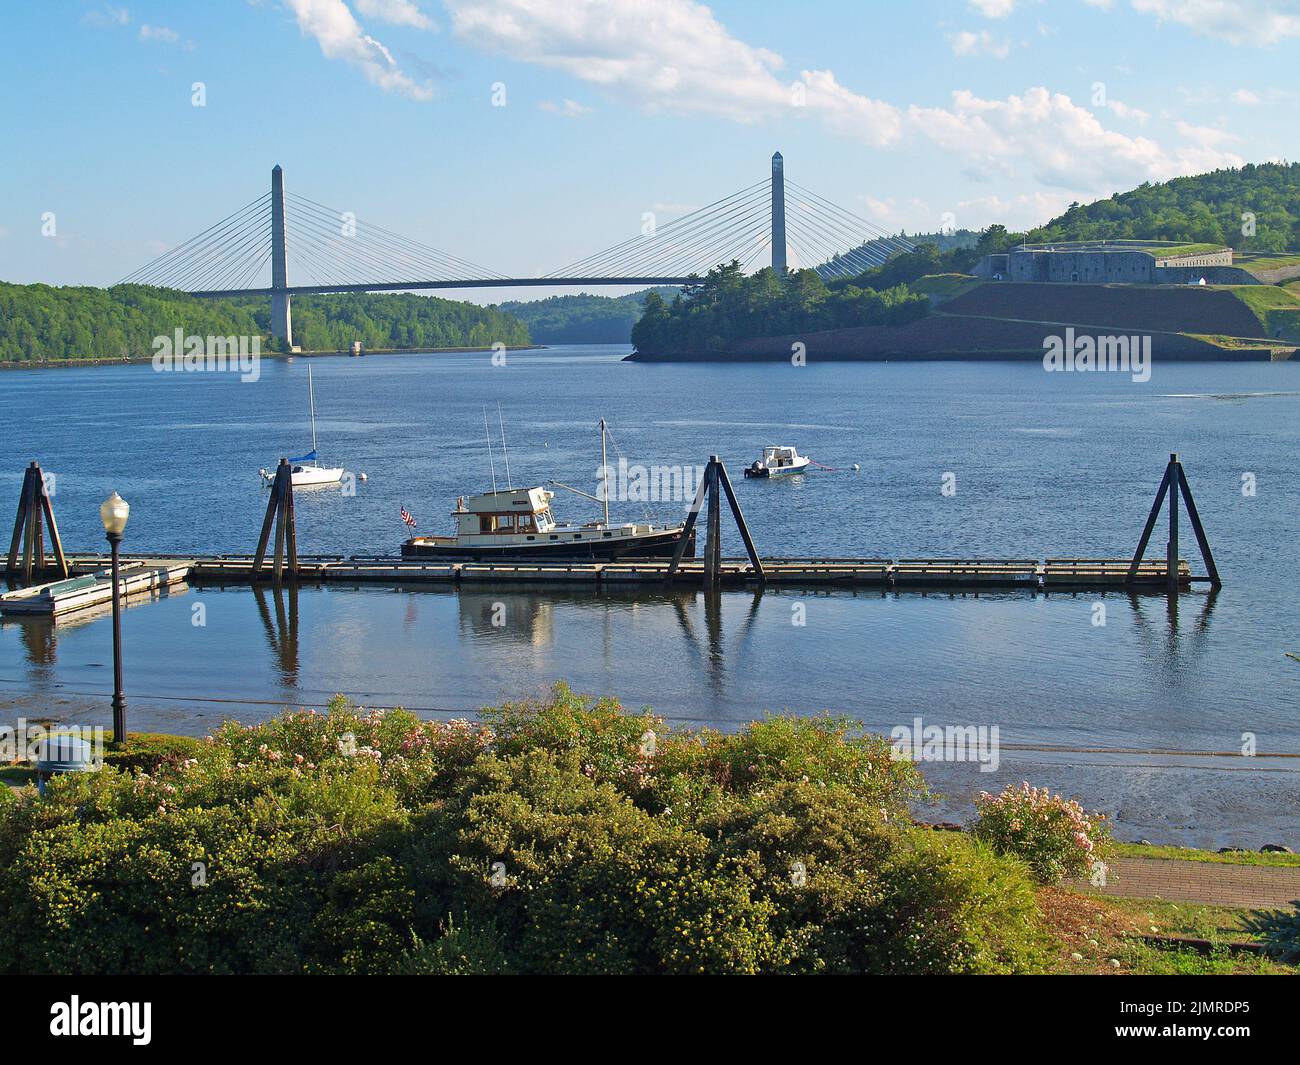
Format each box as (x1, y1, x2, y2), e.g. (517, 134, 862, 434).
(270, 164, 293, 348)
(771, 151, 787, 276)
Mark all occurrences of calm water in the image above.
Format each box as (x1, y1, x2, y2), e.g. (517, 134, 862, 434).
(2, 346, 1298, 844)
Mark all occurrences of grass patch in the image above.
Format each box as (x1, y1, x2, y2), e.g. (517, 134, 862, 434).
(0, 767, 36, 787)
(1223, 284, 1300, 340)
(1152, 243, 1227, 259)
(1237, 252, 1300, 272)
(908, 273, 984, 304)
(1041, 890, 1293, 975)
(1115, 842, 1300, 867)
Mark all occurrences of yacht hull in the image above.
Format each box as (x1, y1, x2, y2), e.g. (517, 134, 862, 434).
(401, 527, 695, 562)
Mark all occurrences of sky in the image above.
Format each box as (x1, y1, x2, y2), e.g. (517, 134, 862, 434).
(1, 0, 1298, 304)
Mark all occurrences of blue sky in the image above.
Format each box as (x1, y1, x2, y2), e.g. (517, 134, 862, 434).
(2, 0, 1298, 303)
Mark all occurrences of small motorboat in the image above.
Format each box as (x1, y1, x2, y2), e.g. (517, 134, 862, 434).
(260, 364, 345, 487)
(744, 445, 810, 478)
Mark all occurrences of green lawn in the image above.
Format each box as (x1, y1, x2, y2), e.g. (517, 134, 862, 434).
(1224, 284, 1300, 340)
(1153, 243, 1228, 259)
(1115, 841, 1300, 866)
(1044, 890, 1294, 975)
(908, 273, 985, 304)
(1237, 252, 1300, 272)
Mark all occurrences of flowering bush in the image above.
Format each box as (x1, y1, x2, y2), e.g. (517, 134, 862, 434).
(0, 684, 1046, 974)
(972, 782, 1113, 885)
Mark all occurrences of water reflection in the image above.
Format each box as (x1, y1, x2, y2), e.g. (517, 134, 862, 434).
(1125, 586, 1219, 661)
(253, 583, 299, 684)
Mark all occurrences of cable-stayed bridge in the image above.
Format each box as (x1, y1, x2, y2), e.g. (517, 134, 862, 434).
(120, 153, 914, 346)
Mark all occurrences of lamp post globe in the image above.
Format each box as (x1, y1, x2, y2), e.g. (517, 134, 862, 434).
(100, 492, 129, 744)
(99, 491, 129, 537)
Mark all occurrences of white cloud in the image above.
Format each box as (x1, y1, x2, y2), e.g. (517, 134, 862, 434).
(82, 5, 130, 28)
(1231, 88, 1262, 104)
(139, 24, 179, 44)
(1106, 98, 1150, 123)
(908, 87, 1243, 193)
(447, 0, 903, 144)
(957, 191, 1076, 230)
(1174, 119, 1240, 148)
(283, 0, 432, 99)
(538, 98, 592, 117)
(949, 29, 1012, 57)
(969, 0, 1017, 16)
(799, 69, 903, 147)
(441, 0, 1248, 203)
(1130, 0, 1300, 45)
(353, 0, 435, 30)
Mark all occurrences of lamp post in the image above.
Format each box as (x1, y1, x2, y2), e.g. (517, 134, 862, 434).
(99, 492, 130, 744)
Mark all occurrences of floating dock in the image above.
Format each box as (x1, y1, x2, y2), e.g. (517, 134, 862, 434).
(0, 563, 190, 617)
(1, 553, 1198, 603)
(1, 453, 1219, 612)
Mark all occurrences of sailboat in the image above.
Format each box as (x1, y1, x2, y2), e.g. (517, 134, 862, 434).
(260, 364, 346, 487)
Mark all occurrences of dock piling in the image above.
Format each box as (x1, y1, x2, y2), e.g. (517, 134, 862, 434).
(1127, 453, 1221, 591)
(665, 455, 764, 585)
(5, 461, 68, 584)
(252, 459, 298, 583)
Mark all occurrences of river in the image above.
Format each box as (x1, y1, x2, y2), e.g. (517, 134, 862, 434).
(2, 345, 1297, 845)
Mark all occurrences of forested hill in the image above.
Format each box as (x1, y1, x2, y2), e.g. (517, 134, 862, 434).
(500, 288, 677, 344)
(1025, 162, 1300, 250)
(630, 263, 927, 356)
(0, 284, 529, 362)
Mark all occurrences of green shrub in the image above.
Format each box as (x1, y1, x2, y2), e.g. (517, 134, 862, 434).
(393, 919, 513, 975)
(104, 732, 204, 774)
(0, 683, 1045, 974)
(1241, 901, 1300, 963)
(972, 782, 1113, 885)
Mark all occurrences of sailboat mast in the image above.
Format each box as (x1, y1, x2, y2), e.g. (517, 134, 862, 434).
(483, 406, 497, 494)
(498, 402, 512, 490)
(308, 365, 319, 458)
(599, 418, 609, 527)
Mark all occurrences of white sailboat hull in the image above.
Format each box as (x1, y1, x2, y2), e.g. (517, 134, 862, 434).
(261, 465, 345, 487)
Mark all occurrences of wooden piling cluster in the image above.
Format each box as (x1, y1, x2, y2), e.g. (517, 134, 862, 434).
(252, 458, 298, 582)
(1128, 452, 1221, 592)
(666, 455, 764, 584)
(5, 461, 68, 584)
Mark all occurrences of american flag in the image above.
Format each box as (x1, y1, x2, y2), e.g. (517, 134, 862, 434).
(400, 506, 417, 528)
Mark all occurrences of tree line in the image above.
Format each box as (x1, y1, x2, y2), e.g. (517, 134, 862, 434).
(630, 263, 929, 356)
(0, 284, 529, 362)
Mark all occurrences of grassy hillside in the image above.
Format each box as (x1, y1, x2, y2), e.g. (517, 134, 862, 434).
(942, 280, 1280, 338)
(1227, 285, 1300, 340)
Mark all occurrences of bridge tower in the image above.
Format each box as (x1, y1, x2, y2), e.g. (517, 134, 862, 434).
(771, 151, 787, 275)
(270, 164, 293, 348)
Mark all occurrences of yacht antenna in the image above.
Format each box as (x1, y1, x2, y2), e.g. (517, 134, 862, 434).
(599, 418, 610, 527)
(308, 365, 319, 461)
(497, 401, 513, 489)
(483, 406, 497, 494)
